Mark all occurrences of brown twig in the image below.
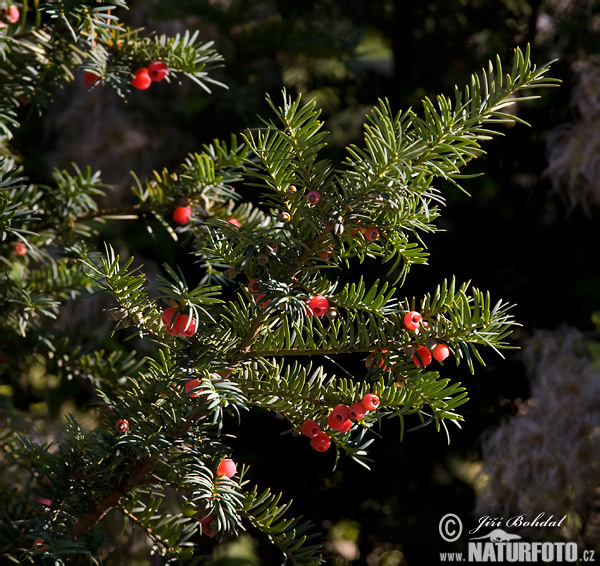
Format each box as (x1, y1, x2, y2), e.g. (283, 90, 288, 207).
(73, 408, 204, 538)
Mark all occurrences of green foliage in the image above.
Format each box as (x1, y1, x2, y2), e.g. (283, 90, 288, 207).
(0, 2, 558, 562)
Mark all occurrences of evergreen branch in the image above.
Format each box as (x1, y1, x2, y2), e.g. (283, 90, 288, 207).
(73, 452, 161, 538)
(242, 485, 324, 566)
(266, 90, 331, 193)
(343, 45, 558, 199)
(40, 1, 127, 43)
(83, 244, 159, 337)
(130, 31, 227, 92)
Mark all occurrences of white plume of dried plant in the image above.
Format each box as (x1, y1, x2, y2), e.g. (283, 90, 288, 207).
(474, 327, 600, 545)
(545, 57, 600, 214)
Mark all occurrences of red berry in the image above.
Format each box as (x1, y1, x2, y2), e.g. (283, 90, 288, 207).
(254, 292, 271, 309)
(132, 67, 152, 90)
(13, 242, 27, 255)
(32, 538, 47, 551)
(148, 61, 168, 82)
(202, 521, 217, 536)
(349, 402, 366, 420)
(115, 419, 129, 433)
(185, 378, 202, 397)
(326, 412, 338, 429)
(301, 419, 320, 438)
(306, 295, 329, 317)
(266, 241, 278, 254)
(172, 205, 192, 225)
(404, 311, 423, 331)
(248, 278, 262, 294)
(176, 314, 196, 336)
(365, 227, 380, 241)
(83, 71, 100, 87)
(2, 6, 19, 25)
(226, 218, 241, 228)
(319, 246, 333, 260)
(306, 190, 321, 205)
(310, 431, 331, 452)
(433, 343, 450, 362)
(39, 498, 52, 507)
(413, 345, 432, 368)
(161, 307, 181, 334)
(330, 404, 350, 423)
(161, 306, 177, 325)
(361, 393, 380, 411)
(216, 457, 237, 478)
(197, 510, 214, 524)
(328, 412, 353, 432)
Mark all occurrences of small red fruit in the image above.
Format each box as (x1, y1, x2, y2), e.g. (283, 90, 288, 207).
(328, 413, 352, 432)
(412, 345, 432, 368)
(115, 419, 129, 433)
(176, 314, 196, 336)
(185, 378, 202, 397)
(306, 295, 329, 317)
(361, 393, 380, 411)
(39, 498, 52, 507)
(248, 278, 262, 294)
(301, 419, 320, 438)
(306, 191, 321, 205)
(202, 521, 217, 536)
(226, 218, 241, 228)
(216, 458, 237, 478)
(349, 402, 366, 420)
(32, 538, 47, 551)
(83, 71, 100, 87)
(173, 205, 192, 225)
(13, 242, 27, 255)
(197, 510, 214, 524)
(161, 307, 180, 334)
(404, 311, 423, 331)
(132, 67, 152, 90)
(161, 307, 177, 325)
(310, 431, 331, 452)
(148, 61, 168, 82)
(319, 246, 333, 260)
(329, 404, 350, 423)
(365, 227, 380, 241)
(1, 6, 20, 26)
(432, 343, 450, 362)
